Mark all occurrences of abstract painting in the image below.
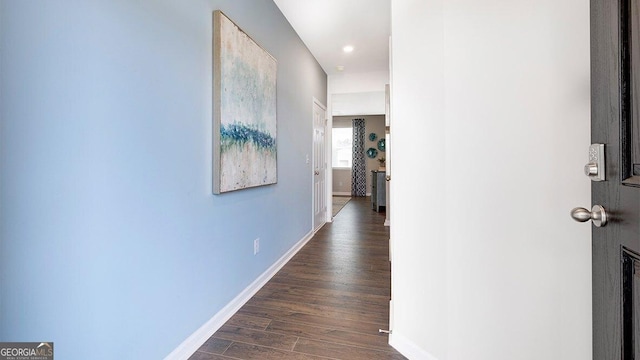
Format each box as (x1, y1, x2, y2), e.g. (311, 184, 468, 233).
(213, 10, 277, 194)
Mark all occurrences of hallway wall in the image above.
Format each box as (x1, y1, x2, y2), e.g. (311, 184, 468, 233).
(0, 1, 326, 359)
(390, 0, 591, 359)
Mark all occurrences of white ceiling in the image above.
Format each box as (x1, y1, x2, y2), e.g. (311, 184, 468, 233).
(273, 0, 390, 76)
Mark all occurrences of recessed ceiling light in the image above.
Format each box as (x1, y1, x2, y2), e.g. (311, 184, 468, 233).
(343, 45, 354, 53)
(336, 65, 345, 71)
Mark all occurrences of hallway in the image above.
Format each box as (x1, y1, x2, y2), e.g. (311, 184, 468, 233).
(189, 197, 405, 359)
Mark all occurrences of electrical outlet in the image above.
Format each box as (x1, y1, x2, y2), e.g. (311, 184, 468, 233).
(254, 238, 260, 255)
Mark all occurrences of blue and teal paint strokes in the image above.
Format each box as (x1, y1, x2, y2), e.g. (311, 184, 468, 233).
(216, 11, 277, 193)
(220, 122, 276, 152)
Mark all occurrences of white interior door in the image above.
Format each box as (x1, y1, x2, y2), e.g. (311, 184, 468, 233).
(313, 99, 327, 231)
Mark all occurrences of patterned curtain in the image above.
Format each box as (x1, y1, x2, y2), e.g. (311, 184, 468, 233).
(351, 118, 367, 197)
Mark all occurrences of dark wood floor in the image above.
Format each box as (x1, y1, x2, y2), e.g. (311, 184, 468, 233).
(189, 197, 405, 360)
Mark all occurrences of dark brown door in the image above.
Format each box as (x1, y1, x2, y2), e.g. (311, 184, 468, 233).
(592, 0, 640, 358)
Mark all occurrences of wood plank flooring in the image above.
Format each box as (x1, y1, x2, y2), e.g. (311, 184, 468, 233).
(189, 197, 405, 360)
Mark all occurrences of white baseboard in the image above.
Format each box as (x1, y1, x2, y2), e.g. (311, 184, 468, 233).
(332, 192, 374, 197)
(389, 331, 440, 360)
(384, 218, 390, 226)
(164, 230, 315, 360)
(332, 192, 351, 196)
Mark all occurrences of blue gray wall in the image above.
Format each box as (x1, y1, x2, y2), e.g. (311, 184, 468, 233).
(0, 0, 327, 358)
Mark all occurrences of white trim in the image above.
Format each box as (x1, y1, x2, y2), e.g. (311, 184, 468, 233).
(164, 230, 315, 360)
(389, 331, 440, 360)
(332, 193, 371, 197)
(384, 219, 390, 227)
(332, 192, 351, 196)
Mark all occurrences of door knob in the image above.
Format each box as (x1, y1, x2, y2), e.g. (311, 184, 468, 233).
(314, 171, 319, 175)
(570, 205, 607, 227)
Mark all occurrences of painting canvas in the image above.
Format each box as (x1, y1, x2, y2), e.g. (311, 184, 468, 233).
(213, 10, 277, 194)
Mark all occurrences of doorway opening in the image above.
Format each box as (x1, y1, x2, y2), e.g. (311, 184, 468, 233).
(331, 114, 386, 214)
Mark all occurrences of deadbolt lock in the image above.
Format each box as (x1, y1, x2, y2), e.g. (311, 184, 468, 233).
(585, 144, 605, 181)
